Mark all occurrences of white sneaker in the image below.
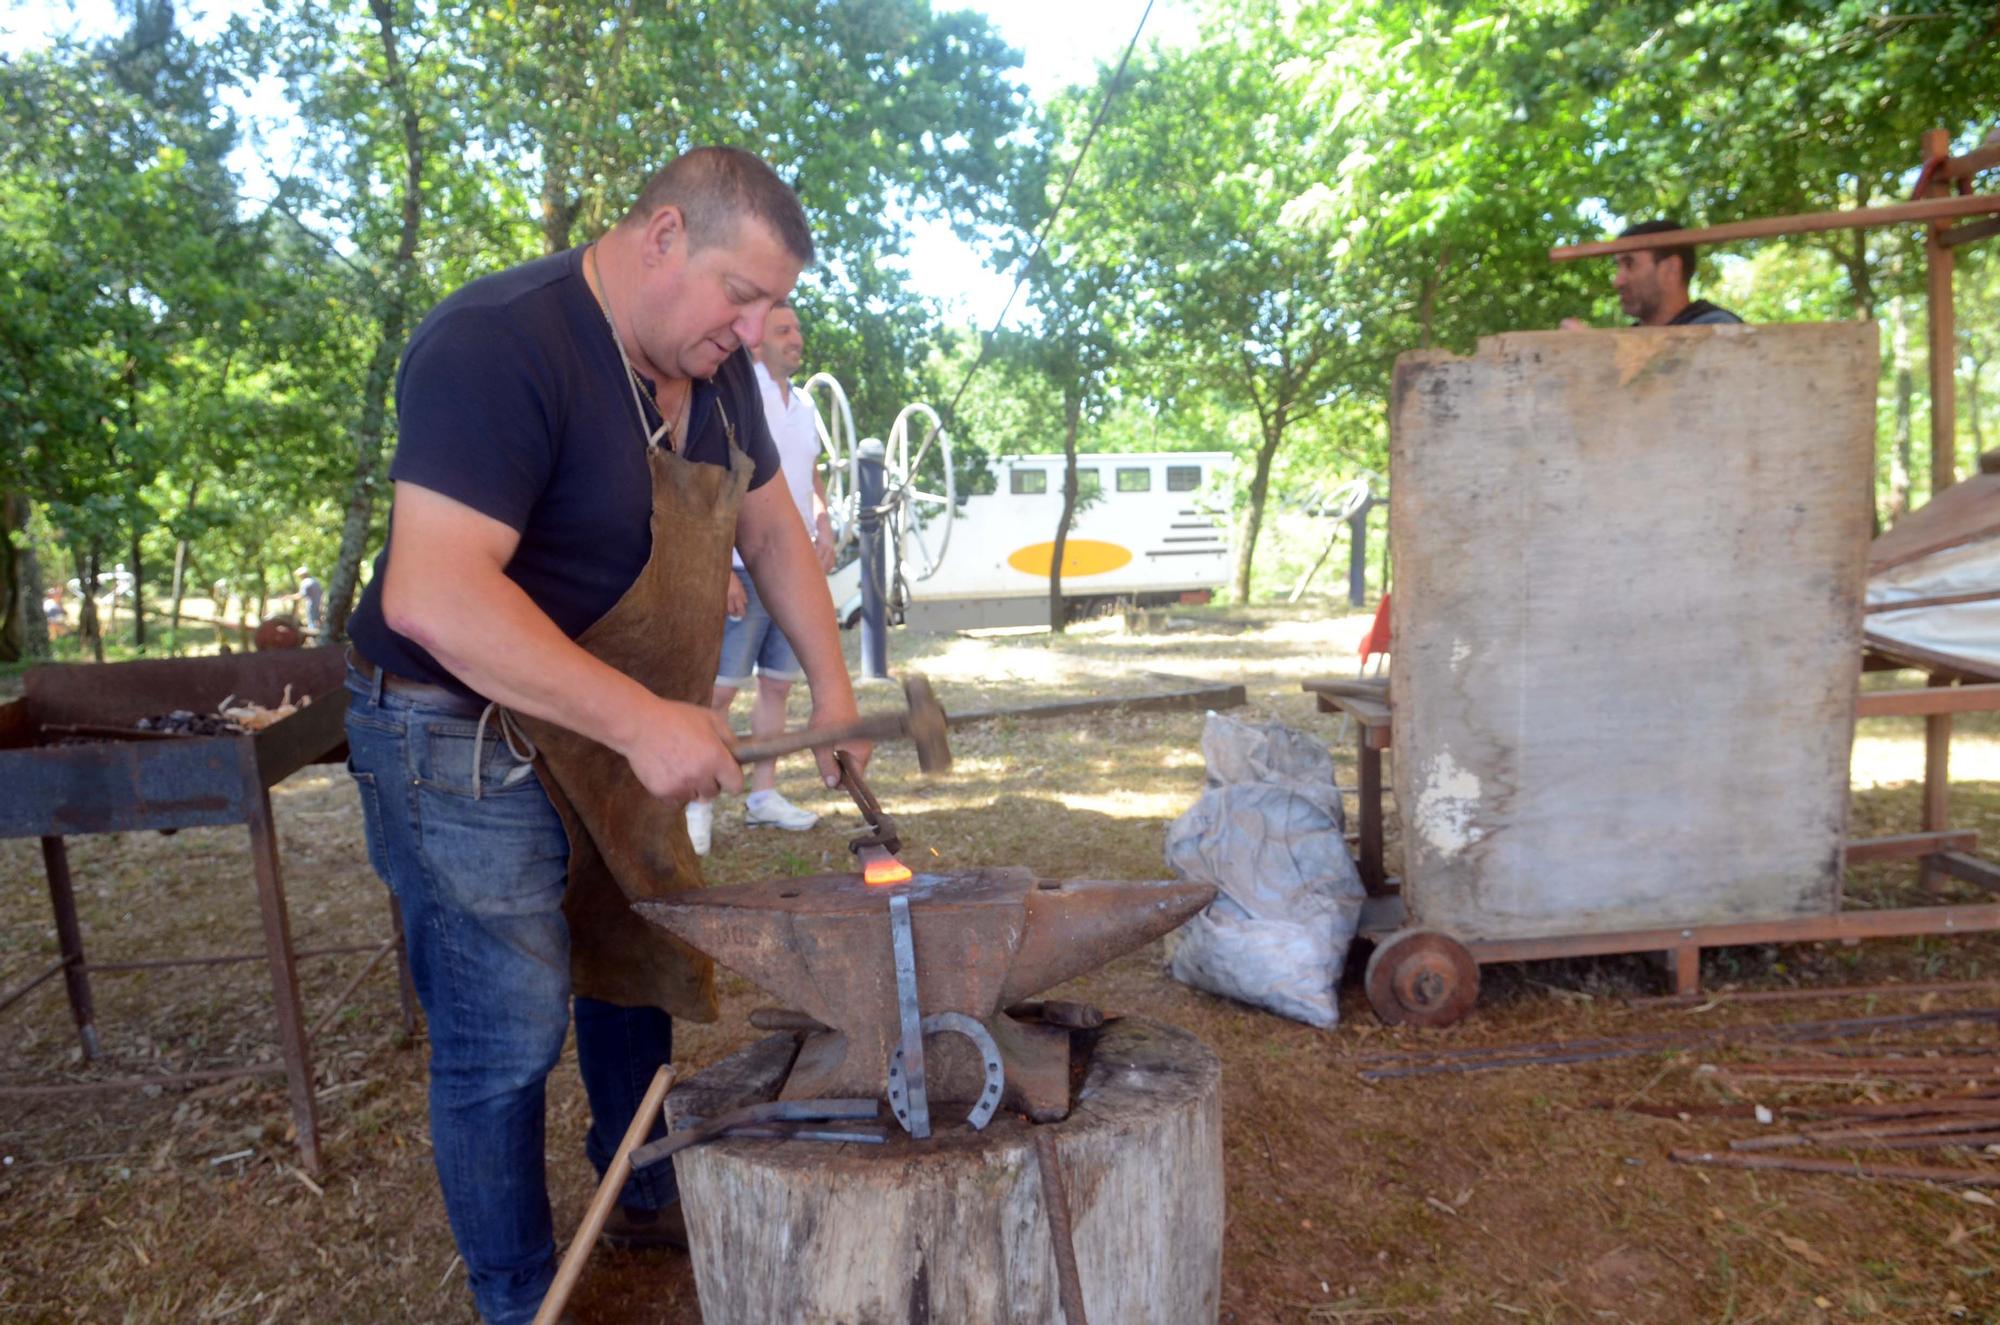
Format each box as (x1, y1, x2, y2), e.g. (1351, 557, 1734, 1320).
(684, 800, 714, 856)
(744, 790, 818, 832)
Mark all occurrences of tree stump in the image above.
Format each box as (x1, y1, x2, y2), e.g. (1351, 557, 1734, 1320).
(667, 1017, 1224, 1324)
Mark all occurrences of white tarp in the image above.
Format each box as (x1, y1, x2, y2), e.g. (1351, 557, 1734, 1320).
(1164, 714, 1363, 1028)
(1867, 531, 2000, 679)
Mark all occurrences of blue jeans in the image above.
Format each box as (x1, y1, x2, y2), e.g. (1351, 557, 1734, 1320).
(343, 665, 677, 1325)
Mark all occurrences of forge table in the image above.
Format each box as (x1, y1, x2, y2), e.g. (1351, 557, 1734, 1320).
(0, 648, 413, 1174)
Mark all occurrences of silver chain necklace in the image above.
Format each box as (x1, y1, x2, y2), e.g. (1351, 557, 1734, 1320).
(587, 243, 684, 454)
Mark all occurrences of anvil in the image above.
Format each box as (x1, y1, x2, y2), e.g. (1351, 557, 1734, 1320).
(635, 867, 1215, 1121)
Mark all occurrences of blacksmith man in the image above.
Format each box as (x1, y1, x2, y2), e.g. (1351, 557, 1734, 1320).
(341, 147, 868, 1325)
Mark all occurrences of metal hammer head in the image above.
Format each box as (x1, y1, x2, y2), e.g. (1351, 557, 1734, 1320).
(900, 673, 950, 773)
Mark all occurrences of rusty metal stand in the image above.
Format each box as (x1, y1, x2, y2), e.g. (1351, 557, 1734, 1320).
(0, 649, 413, 1175)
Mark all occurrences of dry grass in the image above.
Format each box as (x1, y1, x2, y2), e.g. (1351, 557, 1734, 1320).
(3, 602, 1998, 1323)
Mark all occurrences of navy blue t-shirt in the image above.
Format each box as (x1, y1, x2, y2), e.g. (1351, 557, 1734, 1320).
(347, 246, 780, 696)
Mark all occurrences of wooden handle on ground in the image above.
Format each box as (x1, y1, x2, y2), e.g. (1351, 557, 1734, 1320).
(533, 1063, 677, 1325)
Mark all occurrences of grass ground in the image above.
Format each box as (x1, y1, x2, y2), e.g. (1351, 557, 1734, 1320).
(2, 603, 1997, 1324)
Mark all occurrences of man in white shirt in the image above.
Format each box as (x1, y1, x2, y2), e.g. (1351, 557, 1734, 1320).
(686, 300, 840, 853)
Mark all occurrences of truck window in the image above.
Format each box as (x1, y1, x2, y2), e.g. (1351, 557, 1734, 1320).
(1076, 468, 1100, 497)
(1116, 467, 1151, 493)
(1011, 469, 1048, 495)
(1166, 465, 1202, 492)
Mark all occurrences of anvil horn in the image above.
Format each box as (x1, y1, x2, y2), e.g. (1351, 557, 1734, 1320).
(997, 877, 1216, 1007)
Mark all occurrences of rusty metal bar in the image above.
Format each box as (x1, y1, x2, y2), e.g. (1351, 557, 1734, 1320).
(40, 836, 98, 1059)
(1628, 977, 2000, 1009)
(1670, 1148, 2000, 1186)
(240, 750, 321, 1176)
(0, 960, 69, 1017)
(88, 942, 383, 974)
(0, 1061, 288, 1098)
(1735, 1116, 2000, 1151)
(1353, 1008, 2000, 1080)
(307, 940, 396, 1043)
(1034, 1128, 1090, 1325)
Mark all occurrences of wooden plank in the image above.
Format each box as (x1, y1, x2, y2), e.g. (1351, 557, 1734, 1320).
(1844, 831, 1978, 863)
(1940, 216, 2000, 249)
(1465, 903, 2000, 965)
(1942, 138, 2000, 184)
(1855, 682, 2000, 718)
(1390, 327, 1875, 938)
(1936, 853, 2000, 894)
(1866, 473, 2000, 575)
(1551, 194, 2000, 261)
(947, 682, 1245, 728)
(1301, 676, 1390, 700)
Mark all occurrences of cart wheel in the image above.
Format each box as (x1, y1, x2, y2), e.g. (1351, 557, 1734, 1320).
(1364, 929, 1480, 1028)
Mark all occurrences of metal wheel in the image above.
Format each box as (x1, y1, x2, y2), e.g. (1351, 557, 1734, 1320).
(1364, 929, 1480, 1028)
(885, 402, 955, 580)
(803, 372, 859, 552)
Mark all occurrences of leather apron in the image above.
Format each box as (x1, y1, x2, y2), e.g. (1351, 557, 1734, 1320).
(512, 405, 753, 1022)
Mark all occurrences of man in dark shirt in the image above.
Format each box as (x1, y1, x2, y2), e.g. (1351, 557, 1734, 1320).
(343, 146, 862, 1325)
(1561, 218, 1744, 328)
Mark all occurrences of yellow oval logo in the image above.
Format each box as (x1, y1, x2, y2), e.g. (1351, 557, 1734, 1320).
(1006, 540, 1133, 578)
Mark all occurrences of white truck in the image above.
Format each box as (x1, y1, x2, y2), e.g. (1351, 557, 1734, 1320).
(829, 450, 1234, 631)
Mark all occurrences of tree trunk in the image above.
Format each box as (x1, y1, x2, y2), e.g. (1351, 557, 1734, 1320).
(130, 528, 145, 649)
(327, 0, 428, 639)
(169, 538, 188, 653)
(0, 491, 23, 662)
(75, 544, 104, 663)
(1887, 296, 1913, 523)
(1047, 388, 1082, 633)
(1230, 420, 1284, 604)
(540, 165, 580, 255)
(19, 510, 50, 661)
(668, 1020, 1223, 1325)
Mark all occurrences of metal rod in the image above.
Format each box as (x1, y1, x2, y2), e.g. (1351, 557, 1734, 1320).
(240, 759, 321, 1177)
(1670, 1148, 2000, 1186)
(888, 892, 931, 1139)
(1354, 1009, 2000, 1080)
(0, 960, 69, 1017)
(41, 836, 98, 1059)
(0, 1062, 288, 1097)
(1034, 1128, 1090, 1325)
(1627, 978, 2000, 1009)
(1734, 1116, 2000, 1151)
(87, 942, 383, 974)
(307, 941, 395, 1043)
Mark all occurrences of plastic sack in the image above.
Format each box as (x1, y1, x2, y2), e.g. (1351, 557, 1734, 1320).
(1165, 713, 1363, 1028)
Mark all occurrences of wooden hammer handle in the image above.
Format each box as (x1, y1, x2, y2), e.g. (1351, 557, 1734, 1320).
(731, 712, 903, 765)
(533, 1063, 676, 1325)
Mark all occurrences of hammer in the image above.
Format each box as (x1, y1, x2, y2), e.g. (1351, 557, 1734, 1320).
(731, 673, 951, 773)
